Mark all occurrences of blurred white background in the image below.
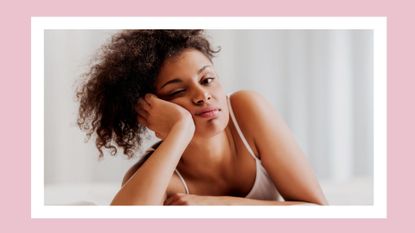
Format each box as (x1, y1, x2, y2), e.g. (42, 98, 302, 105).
(44, 30, 373, 205)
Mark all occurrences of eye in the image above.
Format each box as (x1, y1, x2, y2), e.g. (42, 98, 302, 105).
(168, 89, 185, 97)
(201, 77, 215, 85)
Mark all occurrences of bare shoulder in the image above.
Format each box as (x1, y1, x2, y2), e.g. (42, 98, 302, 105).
(229, 90, 264, 103)
(229, 90, 271, 117)
(229, 90, 272, 128)
(228, 90, 273, 157)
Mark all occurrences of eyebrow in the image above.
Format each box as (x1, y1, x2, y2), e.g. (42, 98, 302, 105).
(159, 65, 211, 90)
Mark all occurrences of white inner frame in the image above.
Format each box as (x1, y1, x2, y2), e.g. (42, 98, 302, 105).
(31, 17, 387, 219)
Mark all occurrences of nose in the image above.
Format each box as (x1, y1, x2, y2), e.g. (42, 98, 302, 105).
(192, 88, 211, 105)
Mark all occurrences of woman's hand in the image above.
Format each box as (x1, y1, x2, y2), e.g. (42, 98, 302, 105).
(163, 193, 319, 205)
(164, 193, 222, 205)
(136, 94, 195, 140)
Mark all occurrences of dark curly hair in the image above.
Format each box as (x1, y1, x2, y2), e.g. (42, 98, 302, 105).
(76, 30, 220, 158)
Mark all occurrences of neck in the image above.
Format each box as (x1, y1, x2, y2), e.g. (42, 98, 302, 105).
(179, 124, 236, 176)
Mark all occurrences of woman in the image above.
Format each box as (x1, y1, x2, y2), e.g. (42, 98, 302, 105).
(76, 30, 328, 205)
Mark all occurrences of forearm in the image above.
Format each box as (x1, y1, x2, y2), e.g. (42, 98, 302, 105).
(163, 193, 325, 205)
(217, 196, 322, 206)
(111, 123, 194, 205)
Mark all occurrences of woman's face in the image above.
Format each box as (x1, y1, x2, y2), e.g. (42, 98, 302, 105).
(155, 49, 229, 138)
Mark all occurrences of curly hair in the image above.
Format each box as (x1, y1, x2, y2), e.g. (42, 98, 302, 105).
(76, 30, 220, 158)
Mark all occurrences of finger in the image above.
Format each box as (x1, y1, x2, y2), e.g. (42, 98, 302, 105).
(164, 196, 176, 205)
(136, 101, 150, 120)
(144, 93, 156, 106)
(136, 98, 150, 112)
(173, 196, 189, 205)
(136, 106, 149, 125)
(137, 107, 149, 118)
(137, 115, 148, 126)
(173, 200, 187, 205)
(164, 197, 172, 205)
(169, 199, 187, 205)
(155, 132, 162, 139)
(164, 194, 180, 205)
(164, 193, 183, 205)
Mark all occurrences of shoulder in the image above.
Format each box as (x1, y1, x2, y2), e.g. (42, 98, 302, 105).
(229, 90, 264, 104)
(229, 90, 271, 117)
(228, 90, 274, 157)
(228, 90, 273, 131)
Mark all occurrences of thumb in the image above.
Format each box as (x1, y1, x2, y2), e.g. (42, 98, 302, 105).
(145, 93, 157, 104)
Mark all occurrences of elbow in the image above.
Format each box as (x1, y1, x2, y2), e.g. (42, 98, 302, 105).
(110, 199, 159, 205)
(111, 194, 163, 205)
(312, 200, 329, 206)
(110, 196, 131, 205)
(298, 199, 328, 206)
(309, 196, 329, 205)
(287, 194, 329, 206)
(305, 189, 330, 205)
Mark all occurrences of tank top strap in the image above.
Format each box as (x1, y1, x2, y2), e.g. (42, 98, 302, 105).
(174, 169, 190, 194)
(226, 95, 259, 161)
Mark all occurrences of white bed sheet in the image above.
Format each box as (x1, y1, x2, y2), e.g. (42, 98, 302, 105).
(44, 176, 373, 205)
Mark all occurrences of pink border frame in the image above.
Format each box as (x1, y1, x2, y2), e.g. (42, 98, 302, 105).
(1, 0, 413, 231)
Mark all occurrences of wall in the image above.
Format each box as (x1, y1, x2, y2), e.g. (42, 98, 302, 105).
(44, 30, 373, 199)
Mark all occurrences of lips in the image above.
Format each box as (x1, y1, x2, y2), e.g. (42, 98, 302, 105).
(195, 107, 220, 118)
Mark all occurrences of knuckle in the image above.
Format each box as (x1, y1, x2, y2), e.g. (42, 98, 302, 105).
(145, 94, 153, 102)
(137, 98, 144, 105)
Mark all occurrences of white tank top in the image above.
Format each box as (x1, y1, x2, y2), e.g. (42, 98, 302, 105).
(174, 95, 282, 201)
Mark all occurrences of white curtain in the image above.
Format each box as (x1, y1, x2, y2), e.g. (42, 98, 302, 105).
(208, 30, 373, 182)
(44, 30, 373, 204)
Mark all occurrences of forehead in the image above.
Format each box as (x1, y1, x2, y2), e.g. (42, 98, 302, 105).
(156, 49, 212, 82)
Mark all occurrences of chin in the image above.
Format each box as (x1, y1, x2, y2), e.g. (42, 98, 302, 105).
(194, 109, 229, 138)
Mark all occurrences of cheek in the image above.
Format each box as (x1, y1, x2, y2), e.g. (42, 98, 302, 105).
(170, 98, 192, 111)
(211, 82, 225, 96)
(213, 88, 227, 105)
